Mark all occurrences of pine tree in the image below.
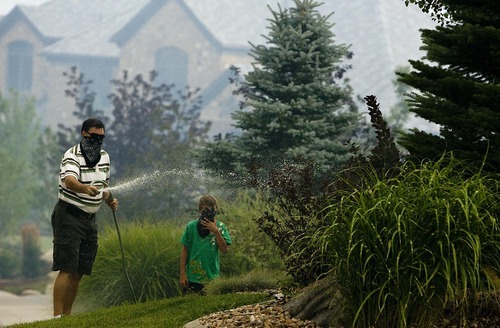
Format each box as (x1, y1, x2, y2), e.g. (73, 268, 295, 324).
(199, 0, 358, 181)
(398, 0, 500, 171)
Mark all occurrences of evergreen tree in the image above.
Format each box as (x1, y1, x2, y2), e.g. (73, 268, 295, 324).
(199, 0, 359, 182)
(404, 0, 451, 24)
(398, 0, 500, 171)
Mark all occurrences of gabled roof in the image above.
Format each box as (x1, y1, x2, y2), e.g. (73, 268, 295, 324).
(22, 0, 276, 58)
(41, 0, 148, 58)
(182, 0, 279, 50)
(111, 0, 277, 52)
(20, 0, 148, 39)
(110, 0, 221, 51)
(0, 6, 55, 44)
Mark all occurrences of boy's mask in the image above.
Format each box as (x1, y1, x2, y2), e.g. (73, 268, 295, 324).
(197, 208, 217, 238)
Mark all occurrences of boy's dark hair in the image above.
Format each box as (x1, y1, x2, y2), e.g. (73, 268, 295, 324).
(198, 195, 218, 211)
(81, 118, 105, 132)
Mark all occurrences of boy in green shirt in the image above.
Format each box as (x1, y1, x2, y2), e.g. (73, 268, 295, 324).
(180, 195, 231, 294)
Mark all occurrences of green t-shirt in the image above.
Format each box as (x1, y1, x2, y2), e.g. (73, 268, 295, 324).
(180, 219, 232, 283)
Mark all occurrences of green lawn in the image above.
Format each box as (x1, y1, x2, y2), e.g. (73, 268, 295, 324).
(11, 293, 270, 328)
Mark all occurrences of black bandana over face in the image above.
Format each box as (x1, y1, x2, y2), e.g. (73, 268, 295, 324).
(197, 208, 217, 238)
(80, 136, 102, 168)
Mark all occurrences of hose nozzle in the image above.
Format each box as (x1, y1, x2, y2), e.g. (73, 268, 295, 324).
(91, 180, 113, 205)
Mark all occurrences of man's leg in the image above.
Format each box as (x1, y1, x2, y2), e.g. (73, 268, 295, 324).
(53, 271, 83, 316)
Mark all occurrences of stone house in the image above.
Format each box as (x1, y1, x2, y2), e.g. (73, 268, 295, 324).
(0, 0, 434, 136)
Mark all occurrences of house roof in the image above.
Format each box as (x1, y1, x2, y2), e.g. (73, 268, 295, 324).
(41, 0, 278, 58)
(41, 0, 149, 58)
(0, 6, 53, 43)
(19, 0, 148, 39)
(182, 0, 279, 50)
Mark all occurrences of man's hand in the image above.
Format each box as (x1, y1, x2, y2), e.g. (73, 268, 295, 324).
(86, 185, 100, 197)
(64, 176, 100, 196)
(104, 193, 118, 211)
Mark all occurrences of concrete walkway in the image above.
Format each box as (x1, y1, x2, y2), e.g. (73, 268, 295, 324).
(0, 290, 53, 327)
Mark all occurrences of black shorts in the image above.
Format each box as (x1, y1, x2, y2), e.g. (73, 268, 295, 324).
(51, 200, 98, 275)
(183, 282, 206, 295)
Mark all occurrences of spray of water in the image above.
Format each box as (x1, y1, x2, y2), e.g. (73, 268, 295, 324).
(98, 167, 251, 220)
(104, 168, 231, 195)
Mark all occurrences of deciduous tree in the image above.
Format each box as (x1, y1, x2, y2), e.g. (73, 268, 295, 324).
(0, 92, 57, 237)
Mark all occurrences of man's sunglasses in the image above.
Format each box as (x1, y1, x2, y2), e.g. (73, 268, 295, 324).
(85, 132, 105, 144)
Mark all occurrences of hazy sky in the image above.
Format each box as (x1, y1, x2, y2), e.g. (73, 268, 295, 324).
(0, 0, 49, 16)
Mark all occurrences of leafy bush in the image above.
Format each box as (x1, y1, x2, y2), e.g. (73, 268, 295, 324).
(320, 155, 500, 327)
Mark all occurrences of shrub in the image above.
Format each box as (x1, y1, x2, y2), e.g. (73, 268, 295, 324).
(320, 154, 500, 327)
(79, 220, 183, 307)
(254, 95, 402, 286)
(0, 246, 20, 278)
(21, 224, 43, 279)
(217, 191, 285, 276)
(205, 268, 289, 294)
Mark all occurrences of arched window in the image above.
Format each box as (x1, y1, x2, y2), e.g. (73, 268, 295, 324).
(7, 40, 34, 91)
(155, 46, 188, 88)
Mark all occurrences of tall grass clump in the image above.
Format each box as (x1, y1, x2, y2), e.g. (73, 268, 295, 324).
(77, 193, 284, 310)
(322, 154, 500, 327)
(78, 220, 184, 307)
(217, 191, 285, 276)
(205, 268, 289, 294)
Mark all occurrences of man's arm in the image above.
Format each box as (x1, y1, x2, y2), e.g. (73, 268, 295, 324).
(63, 176, 99, 196)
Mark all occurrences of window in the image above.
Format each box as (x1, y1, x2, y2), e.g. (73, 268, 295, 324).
(7, 40, 34, 91)
(155, 46, 188, 88)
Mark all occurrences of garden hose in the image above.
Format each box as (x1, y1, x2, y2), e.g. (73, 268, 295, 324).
(93, 181, 137, 303)
(108, 191, 138, 303)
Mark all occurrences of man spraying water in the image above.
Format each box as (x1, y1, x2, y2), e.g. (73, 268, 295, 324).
(51, 118, 118, 317)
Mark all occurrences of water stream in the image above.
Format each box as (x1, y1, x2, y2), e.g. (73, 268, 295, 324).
(104, 168, 227, 197)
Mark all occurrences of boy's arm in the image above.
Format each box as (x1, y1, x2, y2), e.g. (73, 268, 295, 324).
(208, 221, 229, 254)
(202, 219, 229, 254)
(212, 223, 229, 254)
(180, 245, 188, 288)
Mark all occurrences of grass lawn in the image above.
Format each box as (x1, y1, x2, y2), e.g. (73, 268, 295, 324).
(10, 293, 270, 328)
